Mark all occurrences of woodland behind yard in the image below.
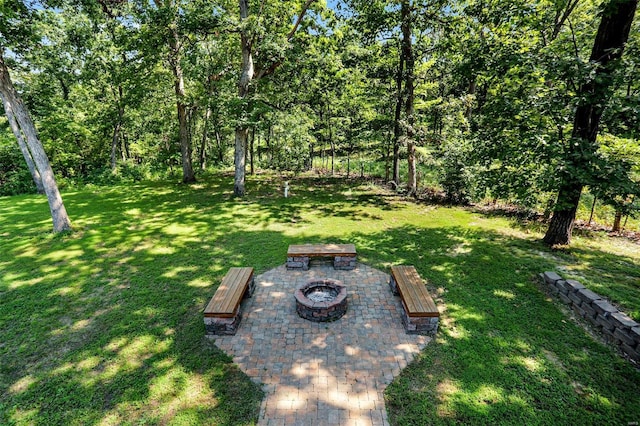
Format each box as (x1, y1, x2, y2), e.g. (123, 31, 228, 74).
(1, 0, 639, 242)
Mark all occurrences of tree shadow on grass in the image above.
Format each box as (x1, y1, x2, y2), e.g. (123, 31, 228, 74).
(0, 174, 404, 425)
(359, 225, 640, 425)
(1, 176, 639, 425)
(470, 202, 640, 321)
(0, 183, 278, 425)
(545, 245, 640, 321)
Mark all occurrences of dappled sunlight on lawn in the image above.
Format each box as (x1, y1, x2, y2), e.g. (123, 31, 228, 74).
(162, 265, 198, 278)
(444, 304, 486, 325)
(162, 223, 199, 236)
(1, 175, 639, 425)
(493, 289, 516, 300)
(186, 277, 211, 288)
(8, 375, 38, 395)
(510, 356, 542, 373)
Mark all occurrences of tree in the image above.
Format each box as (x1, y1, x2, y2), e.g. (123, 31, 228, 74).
(401, 0, 417, 196)
(0, 52, 72, 232)
(232, 0, 316, 197)
(150, 0, 198, 183)
(0, 92, 44, 193)
(1, 1, 72, 231)
(543, 0, 638, 245)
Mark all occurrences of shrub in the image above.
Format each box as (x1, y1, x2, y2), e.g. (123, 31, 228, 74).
(0, 144, 37, 196)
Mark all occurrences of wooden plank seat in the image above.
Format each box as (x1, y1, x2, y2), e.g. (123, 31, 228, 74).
(203, 267, 255, 335)
(287, 243, 357, 270)
(389, 265, 439, 335)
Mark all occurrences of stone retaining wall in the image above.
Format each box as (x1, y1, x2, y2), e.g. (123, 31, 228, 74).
(541, 271, 640, 364)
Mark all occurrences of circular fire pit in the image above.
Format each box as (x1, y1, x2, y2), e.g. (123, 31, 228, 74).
(295, 278, 347, 322)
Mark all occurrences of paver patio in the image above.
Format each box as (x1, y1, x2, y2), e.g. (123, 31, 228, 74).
(212, 262, 432, 425)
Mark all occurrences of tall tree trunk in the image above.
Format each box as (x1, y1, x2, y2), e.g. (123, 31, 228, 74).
(612, 209, 623, 232)
(232, 0, 315, 195)
(200, 106, 211, 170)
(123, 131, 130, 160)
(111, 121, 122, 169)
(215, 129, 223, 163)
(0, 53, 72, 232)
(329, 125, 335, 176)
(168, 30, 196, 184)
(385, 137, 391, 182)
(588, 195, 597, 225)
(544, 182, 583, 245)
(0, 92, 44, 193)
(402, 0, 417, 196)
(187, 106, 198, 159)
(110, 85, 125, 170)
(234, 0, 253, 196)
(266, 123, 273, 166)
(234, 125, 248, 194)
(466, 78, 477, 120)
(543, 0, 637, 246)
(250, 127, 255, 175)
(327, 103, 335, 176)
(392, 45, 404, 185)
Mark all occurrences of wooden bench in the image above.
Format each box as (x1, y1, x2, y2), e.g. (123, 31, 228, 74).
(287, 244, 357, 270)
(389, 265, 439, 335)
(203, 267, 255, 335)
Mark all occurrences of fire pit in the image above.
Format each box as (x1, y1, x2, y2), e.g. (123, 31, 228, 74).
(294, 278, 347, 322)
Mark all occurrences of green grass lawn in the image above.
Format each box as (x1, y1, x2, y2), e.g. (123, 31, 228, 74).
(1, 173, 639, 425)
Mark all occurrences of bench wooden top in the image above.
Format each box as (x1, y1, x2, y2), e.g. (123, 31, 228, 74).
(204, 267, 254, 318)
(391, 265, 439, 318)
(288, 244, 356, 257)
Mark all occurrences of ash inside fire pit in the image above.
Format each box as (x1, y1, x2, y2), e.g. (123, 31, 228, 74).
(295, 279, 347, 322)
(305, 286, 339, 303)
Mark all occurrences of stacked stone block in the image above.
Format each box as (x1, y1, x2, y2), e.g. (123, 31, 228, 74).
(286, 256, 310, 270)
(389, 274, 399, 295)
(541, 271, 640, 363)
(204, 313, 243, 336)
(400, 310, 439, 335)
(286, 255, 357, 270)
(333, 255, 357, 270)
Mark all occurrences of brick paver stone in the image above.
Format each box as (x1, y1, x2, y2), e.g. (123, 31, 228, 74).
(212, 263, 431, 425)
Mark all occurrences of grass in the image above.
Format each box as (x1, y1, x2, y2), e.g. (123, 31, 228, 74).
(1, 173, 639, 425)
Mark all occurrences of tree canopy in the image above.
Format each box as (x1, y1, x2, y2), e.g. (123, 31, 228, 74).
(1, 0, 638, 242)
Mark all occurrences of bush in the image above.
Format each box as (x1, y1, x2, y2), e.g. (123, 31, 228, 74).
(0, 144, 37, 196)
(83, 161, 151, 186)
(438, 142, 472, 204)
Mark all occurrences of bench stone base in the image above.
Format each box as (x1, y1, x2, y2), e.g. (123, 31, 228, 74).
(287, 256, 310, 270)
(401, 310, 439, 336)
(389, 275, 399, 295)
(204, 313, 242, 336)
(245, 277, 256, 298)
(334, 256, 356, 270)
(287, 256, 357, 270)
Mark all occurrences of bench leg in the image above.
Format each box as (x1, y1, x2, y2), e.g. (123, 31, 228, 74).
(334, 256, 356, 270)
(401, 310, 439, 336)
(204, 312, 242, 336)
(389, 275, 399, 295)
(244, 277, 256, 298)
(287, 256, 309, 270)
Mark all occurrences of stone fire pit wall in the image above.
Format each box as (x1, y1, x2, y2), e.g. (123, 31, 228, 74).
(295, 279, 347, 322)
(541, 271, 640, 363)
